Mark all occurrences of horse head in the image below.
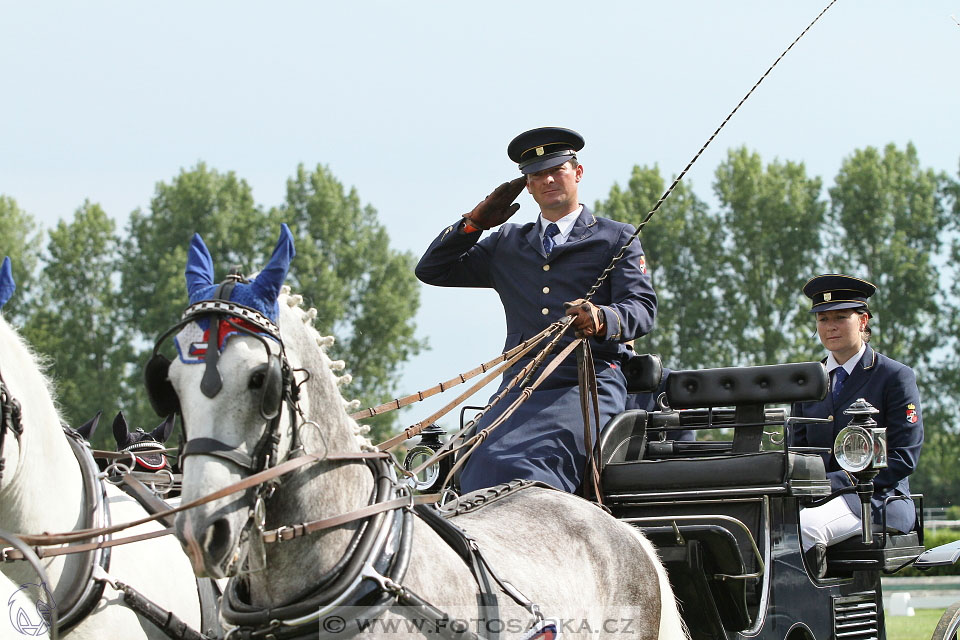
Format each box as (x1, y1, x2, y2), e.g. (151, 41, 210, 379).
(111, 411, 176, 471)
(162, 225, 371, 580)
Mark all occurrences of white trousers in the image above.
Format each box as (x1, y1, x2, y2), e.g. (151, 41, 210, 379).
(800, 496, 862, 551)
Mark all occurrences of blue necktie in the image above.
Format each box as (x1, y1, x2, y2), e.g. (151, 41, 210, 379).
(542, 223, 560, 255)
(832, 367, 848, 402)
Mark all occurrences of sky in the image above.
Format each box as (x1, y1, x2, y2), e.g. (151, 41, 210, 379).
(2, 1, 959, 434)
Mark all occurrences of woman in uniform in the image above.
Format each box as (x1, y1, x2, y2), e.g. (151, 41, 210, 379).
(790, 274, 924, 576)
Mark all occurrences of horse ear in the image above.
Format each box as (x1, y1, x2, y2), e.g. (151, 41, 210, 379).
(185, 233, 216, 303)
(0, 256, 15, 310)
(76, 410, 102, 440)
(250, 224, 295, 303)
(112, 411, 131, 447)
(150, 414, 176, 444)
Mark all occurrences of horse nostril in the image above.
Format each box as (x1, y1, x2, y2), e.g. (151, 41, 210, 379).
(201, 517, 234, 564)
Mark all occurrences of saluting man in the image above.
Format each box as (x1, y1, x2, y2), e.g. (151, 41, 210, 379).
(416, 127, 657, 494)
(790, 274, 923, 576)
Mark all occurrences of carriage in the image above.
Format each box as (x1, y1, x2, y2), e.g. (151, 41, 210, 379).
(406, 355, 960, 640)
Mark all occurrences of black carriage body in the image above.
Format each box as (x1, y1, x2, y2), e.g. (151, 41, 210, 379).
(599, 361, 925, 640)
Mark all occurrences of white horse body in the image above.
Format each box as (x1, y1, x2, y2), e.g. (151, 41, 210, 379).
(172, 287, 686, 640)
(0, 316, 201, 639)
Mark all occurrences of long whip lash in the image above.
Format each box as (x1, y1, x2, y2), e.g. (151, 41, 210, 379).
(582, 0, 839, 301)
(367, 0, 839, 441)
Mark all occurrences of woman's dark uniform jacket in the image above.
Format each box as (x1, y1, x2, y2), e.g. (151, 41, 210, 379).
(789, 344, 924, 534)
(416, 206, 657, 493)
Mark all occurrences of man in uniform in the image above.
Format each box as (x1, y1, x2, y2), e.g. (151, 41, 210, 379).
(415, 127, 657, 494)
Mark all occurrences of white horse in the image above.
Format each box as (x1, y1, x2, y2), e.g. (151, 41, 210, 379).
(0, 314, 202, 639)
(168, 227, 686, 639)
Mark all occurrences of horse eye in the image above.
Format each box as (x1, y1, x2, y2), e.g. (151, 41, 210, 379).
(249, 370, 266, 389)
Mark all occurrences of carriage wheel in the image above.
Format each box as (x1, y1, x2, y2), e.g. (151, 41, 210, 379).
(932, 601, 960, 640)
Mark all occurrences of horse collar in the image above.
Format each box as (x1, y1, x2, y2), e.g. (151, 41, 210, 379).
(55, 427, 114, 633)
(220, 456, 415, 639)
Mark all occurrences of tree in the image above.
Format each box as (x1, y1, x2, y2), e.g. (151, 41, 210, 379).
(20, 201, 132, 447)
(276, 164, 426, 440)
(119, 163, 275, 426)
(912, 155, 960, 508)
(713, 147, 827, 365)
(594, 166, 729, 369)
(0, 195, 42, 323)
(119, 162, 423, 440)
(826, 143, 948, 368)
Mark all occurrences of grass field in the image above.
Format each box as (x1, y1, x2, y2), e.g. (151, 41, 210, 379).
(885, 609, 946, 640)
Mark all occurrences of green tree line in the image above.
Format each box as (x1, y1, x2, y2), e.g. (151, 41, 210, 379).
(1, 144, 958, 506)
(1, 163, 426, 444)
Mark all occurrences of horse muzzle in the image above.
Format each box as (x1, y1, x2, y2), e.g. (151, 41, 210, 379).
(176, 509, 245, 579)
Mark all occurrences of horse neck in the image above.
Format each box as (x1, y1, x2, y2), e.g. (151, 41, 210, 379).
(245, 320, 375, 605)
(0, 320, 85, 583)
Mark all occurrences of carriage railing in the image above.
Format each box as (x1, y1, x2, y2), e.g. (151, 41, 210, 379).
(642, 407, 790, 457)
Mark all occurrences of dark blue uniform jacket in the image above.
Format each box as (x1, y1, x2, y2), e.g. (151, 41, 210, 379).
(416, 207, 657, 493)
(790, 344, 924, 534)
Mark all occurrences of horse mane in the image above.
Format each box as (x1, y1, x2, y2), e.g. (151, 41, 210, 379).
(0, 315, 64, 422)
(276, 285, 372, 450)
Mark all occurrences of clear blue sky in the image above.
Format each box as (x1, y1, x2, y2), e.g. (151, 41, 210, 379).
(2, 1, 958, 432)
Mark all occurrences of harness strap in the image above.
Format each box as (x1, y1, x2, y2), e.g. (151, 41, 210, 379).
(114, 578, 213, 640)
(14, 451, 388, 546)
(414, 504, 501, 640)
(0, 369, 24, 483)
(577, 340, 603, 503)
(117, 473, 178, 528)
(115, 473, 224, 638)
(200, 279, 237, 398)
(442, 337, 583, 487)
(358, 323, 561, 425)
(262, 493, 440, 543)
(0, 528, 60, 639)
(376, 328, 550, 451)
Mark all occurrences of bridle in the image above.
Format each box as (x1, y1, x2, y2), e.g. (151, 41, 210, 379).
(0, 364, 24, 483)
(144, 276, 305, 576)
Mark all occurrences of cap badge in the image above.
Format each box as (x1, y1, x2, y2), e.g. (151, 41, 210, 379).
(535, 146, 544, 156)
(823, 292, 832, 302)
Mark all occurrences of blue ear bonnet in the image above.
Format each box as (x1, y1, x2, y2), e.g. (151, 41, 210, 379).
(0, 257, 15, 310)
(185, 224, 295, 323)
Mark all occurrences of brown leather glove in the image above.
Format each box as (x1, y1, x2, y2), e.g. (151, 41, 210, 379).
(564, 299, 607, 338)
(462, 176, 527, 231)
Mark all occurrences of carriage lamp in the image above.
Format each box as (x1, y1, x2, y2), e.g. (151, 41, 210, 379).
(834, 398, 886, 543)
(834, 399, 883, 473)
(402, 423, 449, 493)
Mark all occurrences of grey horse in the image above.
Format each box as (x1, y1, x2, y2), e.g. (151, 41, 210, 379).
(167, 232, 685, 639)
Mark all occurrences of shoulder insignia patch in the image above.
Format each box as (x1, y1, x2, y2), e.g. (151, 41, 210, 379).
(906, 403, 918, 424)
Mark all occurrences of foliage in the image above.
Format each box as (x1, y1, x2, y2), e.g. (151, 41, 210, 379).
(713, 147, 827, 365)
(594, 166, 729, 369)
(826, 143, 948, 368)
(276, 164, 427, 441)
(0, 195, 42, 323)
(827, 144, 957, 510)
(4, 144, 959, 456)
(19, 201, 132, 448)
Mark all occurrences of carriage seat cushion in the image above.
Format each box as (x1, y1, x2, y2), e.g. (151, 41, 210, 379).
(602, 451, 825, 494)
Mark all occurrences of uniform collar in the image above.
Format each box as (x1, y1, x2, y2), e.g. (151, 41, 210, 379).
(825, 342, 866, 376)
(538, 205, 582, 245)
